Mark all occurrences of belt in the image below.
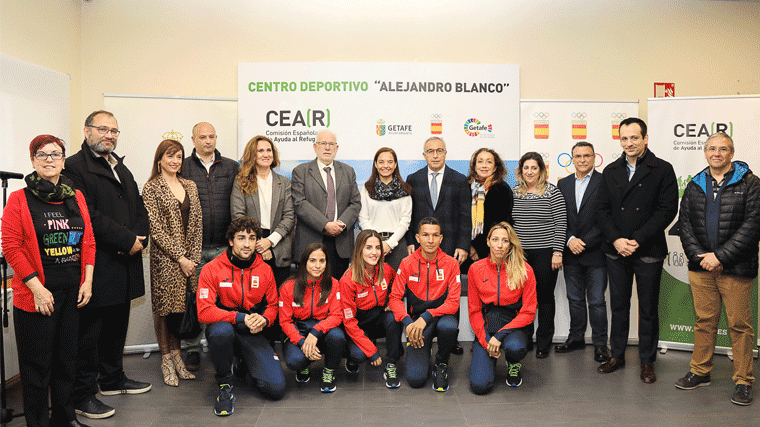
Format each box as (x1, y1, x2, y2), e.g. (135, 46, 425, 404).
(378, 232, 393, 239)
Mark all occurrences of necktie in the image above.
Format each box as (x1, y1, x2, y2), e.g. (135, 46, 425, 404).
(324, 166, 336, 220)
(431, 172, 440, 210)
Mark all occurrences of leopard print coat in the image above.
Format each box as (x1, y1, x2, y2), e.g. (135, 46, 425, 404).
(143, 175, 202, 316)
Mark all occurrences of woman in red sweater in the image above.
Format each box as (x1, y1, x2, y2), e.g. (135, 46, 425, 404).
(340, 230, 403, 388)
(279, 242, 345, 393)
(468, 222, 537, 394)
(1, 135, 95, 427)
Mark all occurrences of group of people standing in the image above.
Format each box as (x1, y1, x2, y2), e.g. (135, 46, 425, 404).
(3, 114, 758, 425)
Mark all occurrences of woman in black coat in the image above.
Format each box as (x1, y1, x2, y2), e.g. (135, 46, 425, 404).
(468, 148, 514, 262)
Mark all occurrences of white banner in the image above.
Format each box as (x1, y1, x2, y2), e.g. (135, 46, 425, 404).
(520, 100, 639, 182)
(649, 95, 760, 350)
(238, 62, 520, 180)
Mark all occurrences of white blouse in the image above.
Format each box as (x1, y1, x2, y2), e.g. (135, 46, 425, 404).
(358, 185, 412, 250)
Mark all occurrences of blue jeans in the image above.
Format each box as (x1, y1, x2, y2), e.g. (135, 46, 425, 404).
(346, 311, 403, 365)
(282, 319, 346, 371)
(562, 264, 608, 346)
(469, 329, 528, 395)
(205, 321, 286, 400)
(405, 314, 459, 389)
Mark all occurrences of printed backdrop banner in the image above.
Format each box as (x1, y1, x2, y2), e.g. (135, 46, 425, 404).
(520, 100, 640, 342)
(649, 95, 760, 350)
(238, 62, 520, 181)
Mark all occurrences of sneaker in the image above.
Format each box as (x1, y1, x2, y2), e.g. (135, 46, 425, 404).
(384, 363, 400, 389)
(100, 378, 152, 395)
(296, 368, 310, 383)
(186, 352, 201, 371)
(75, 396, 116, 419)
(214, 384, 235, 416)
(432, 363, 449, 392)
(345, 360, 360, 374)
(506, 362, 523, 387)
(675, 371, 711, 390)
(321, 368, 336, 393)
(731, 384, 753, 406)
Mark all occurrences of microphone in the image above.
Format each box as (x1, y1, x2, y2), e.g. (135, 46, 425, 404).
(0, 171, 24, 180)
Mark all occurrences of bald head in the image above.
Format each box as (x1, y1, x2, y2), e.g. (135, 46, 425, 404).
(192, 122, 217, 159)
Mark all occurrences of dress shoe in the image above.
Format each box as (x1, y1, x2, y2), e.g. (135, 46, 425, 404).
(594, 345, 611, 362)
(597, 357, 625, 374)
(451, 341, 464, 355)
(640, 364, 656, 384)
(554, 339, 584, 353)
(68, 420, 91, 427)
(535, 346, 550, 359)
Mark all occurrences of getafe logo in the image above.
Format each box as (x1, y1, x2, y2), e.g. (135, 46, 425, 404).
(430, 114, 442, 135)
(611, 113, 627, 140)
(463, 118, 493, 137)
(533, 112, 549, 139)
(571, 112, 587, 140)
(377, 119, 386, 136)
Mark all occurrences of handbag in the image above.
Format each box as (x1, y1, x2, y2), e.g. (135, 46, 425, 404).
(167, 277, 202, 340)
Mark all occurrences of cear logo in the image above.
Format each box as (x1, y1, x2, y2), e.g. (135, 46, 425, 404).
(463, 118, 492, 137)
(557, 152, 604, 174)
(377, 119, 386, 136)
(674, 122, 733, 138)
(266, 109, 330, 128)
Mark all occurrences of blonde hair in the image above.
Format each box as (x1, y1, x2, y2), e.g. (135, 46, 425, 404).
(488, 222, 527, 290)
(514, 152, 548, 197)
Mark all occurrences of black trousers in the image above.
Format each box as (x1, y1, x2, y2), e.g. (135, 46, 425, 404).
(322, 235, 349, 280)
(15, 286, 79, 427)
(72, 301, 131, 404)
(524, 248, 559, 349)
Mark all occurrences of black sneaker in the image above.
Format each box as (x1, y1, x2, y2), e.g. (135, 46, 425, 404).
(384, 363, 400, 389)
(296, 368, 310, 383)
(345, 360, 360, 374)
(731, 384, 753, 406)
(100, 378, 152, 395)
(321, 368, 336, 393)
(214, 384, 235, 416)
(75, 396, 115, 419)
(432, 363, 449, 392)
(506, 362, 523, 387)
(186, 352, 201, 372)
(675, 371, 711, 390)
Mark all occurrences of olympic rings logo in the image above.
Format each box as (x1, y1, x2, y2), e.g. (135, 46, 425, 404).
(611, 113, 627, 119)
(612, 152, 622, 160)
(431, 114, 442, 119)
(534, 112, 549, 119)
(557, 152, 604, 173)
(571, 112, 587, 119)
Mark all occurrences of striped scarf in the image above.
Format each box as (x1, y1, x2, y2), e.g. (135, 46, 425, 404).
(471, 176, 493, 240)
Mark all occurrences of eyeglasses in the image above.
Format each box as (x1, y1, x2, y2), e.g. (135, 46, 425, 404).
(316, 141, 337, 147)
(34, 151, 64, 161)
(86, 125, 121, 136)
(705, 146, 731, 154)
(424, 148, 446, 155)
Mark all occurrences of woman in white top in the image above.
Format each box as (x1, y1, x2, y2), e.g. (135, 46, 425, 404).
(358, 147, 412, 270)
(231, 135, 295, 287)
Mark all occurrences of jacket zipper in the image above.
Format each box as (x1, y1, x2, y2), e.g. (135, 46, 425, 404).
(496, 264, 501, 305)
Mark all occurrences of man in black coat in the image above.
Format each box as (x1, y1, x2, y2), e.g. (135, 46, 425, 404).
(556, 142, 609, 363)
(62, 110, 152, 419)
(595, 117, 678, 384)
(675, 132, 760, 406)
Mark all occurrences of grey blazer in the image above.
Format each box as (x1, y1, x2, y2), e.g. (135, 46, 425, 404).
(230, 170, 295, 268)
(291, 159, 361, 260)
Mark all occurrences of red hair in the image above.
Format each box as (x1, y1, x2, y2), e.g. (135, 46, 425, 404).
(29, 135, 65, 157)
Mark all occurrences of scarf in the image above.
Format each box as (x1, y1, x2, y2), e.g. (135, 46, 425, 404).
(25, 171, 81, 219)
(471, 176, 494, 240)
(370, 176, 409, 201)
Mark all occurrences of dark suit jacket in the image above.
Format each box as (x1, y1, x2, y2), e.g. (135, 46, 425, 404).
(61, 142, 150, 307)
(471, 181, 513, 259)
(558, 170, 604, 266)
(405, 165, 471, 257)
(291, 159, 361, 260)
(596, 149, 678, 258)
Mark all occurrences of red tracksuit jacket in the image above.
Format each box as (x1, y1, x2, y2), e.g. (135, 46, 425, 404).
(389, 248, 461, 327)
(279, 277, 342, 346)
(467, 257, 537, 349)
(197, 250, 278, 328)
(340, 263, 396, 360)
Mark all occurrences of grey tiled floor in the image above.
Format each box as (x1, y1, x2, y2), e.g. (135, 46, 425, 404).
(4, 343, 759, 426)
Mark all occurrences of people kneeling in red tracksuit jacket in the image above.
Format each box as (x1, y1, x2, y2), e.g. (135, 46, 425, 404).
(340, 230, 404, 388)
(468, 222, 537, 393)
(197, 217, 286, 416)
(389, 217, 461, 392)
(279, 242, 346, 393)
